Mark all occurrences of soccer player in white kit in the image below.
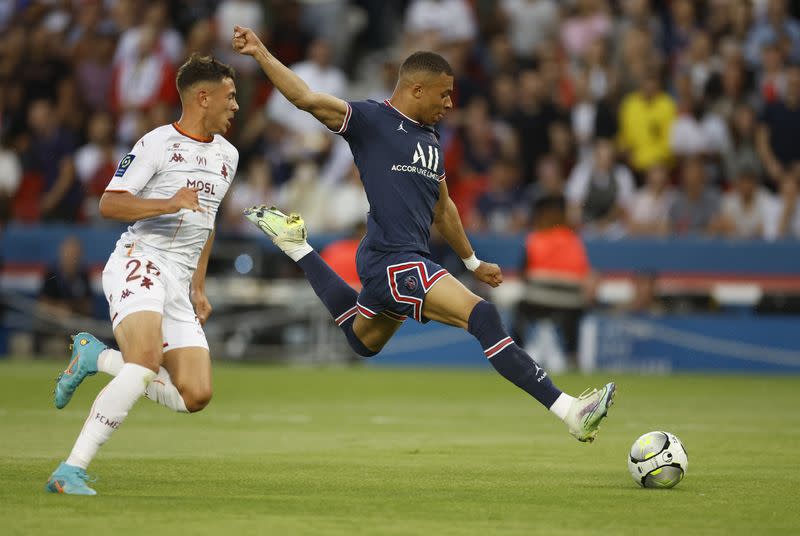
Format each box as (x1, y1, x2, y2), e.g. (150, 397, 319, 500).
(45, 54, 240, 495)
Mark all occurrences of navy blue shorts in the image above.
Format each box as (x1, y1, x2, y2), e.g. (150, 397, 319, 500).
(355, 246, 450, 323)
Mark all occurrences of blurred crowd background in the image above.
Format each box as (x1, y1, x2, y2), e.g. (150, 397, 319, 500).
(2, 0, 800, 240)
(2, 0, 800, 369)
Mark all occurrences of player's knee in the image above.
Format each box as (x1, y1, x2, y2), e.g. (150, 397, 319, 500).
(182, 387, 212, 413)
(353, 342, 380, 358)
(467, 300, 503, 336)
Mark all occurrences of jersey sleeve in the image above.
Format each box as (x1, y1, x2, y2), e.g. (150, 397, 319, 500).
(331, 100, 378, 142)
(104, 134, 162, 195)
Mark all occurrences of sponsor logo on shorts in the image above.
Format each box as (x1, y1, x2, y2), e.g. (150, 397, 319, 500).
(140, 277, 154, 290)
(120, 289, 134, 300)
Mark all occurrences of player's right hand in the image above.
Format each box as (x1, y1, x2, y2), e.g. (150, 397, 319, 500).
(474, 262, 503, 288)
(170, 187, 204, 213)
(232, 25, 263, 56)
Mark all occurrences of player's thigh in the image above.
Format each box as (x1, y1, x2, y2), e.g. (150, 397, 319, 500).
(162, 346, 212, 410)
(113, 311, 164, 371)
(353, 313, 404, 350)
(422, 275, 483, 329)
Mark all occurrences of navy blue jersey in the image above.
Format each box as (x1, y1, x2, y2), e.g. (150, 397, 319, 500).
(334, 99, 445, 255)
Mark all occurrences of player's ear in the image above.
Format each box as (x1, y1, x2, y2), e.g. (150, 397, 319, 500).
(197, 88, 210, 109)
(412, 83, 424, 99)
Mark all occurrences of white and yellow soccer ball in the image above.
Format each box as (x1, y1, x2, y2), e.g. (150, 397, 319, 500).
(628, 431, 688, 489)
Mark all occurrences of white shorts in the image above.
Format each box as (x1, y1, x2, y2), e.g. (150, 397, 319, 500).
(102, 243, 208, 351)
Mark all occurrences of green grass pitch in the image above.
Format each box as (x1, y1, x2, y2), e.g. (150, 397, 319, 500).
(1, 360, 798, 535)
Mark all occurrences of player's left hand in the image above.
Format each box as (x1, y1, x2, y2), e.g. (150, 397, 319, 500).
(191, 289, 212, 325)
(474, 262, 503, 288)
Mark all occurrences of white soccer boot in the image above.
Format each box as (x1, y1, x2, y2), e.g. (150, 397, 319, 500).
(563, 382, 616, 442)
(244, 205, 308, 256)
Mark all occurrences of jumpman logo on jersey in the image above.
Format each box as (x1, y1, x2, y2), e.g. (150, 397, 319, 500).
(397, 121, 407, 133)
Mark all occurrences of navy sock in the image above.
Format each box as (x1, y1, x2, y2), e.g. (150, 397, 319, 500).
(296, 251, 377, 357)
(467, 300, 562, 408)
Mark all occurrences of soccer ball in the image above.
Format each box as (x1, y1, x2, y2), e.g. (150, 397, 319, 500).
(627, 431, 688, 489)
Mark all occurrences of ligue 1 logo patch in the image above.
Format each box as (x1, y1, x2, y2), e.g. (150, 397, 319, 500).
(114, 154, 135, 177)
(404, 275, 418, 292)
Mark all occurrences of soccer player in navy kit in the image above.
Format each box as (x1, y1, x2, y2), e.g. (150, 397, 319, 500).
(233, 26, 615, 442)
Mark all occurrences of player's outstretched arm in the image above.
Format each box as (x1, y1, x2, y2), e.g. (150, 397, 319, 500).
(99, 187, 204, 221)
(232, 25, 348, 132)
(433, 181, 503, 288)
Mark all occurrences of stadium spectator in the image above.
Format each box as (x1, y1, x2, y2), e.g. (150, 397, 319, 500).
(707, 44, 757, 124)
(0, 133, 21, 228)
(470, 158, 526, 233)
(500, 0, 559, 60)
(488, 72, 518, 128)
(223, 156, 279, 235)
(578, 37, 617, 103)
(183, 18, 216, 60)
(111, 24, 179, 145)
(513, 194, 591, 370)
(548, 121, 578, 177)
(214, 0, 264, 72)
(404, 0, 477, 48)
(445, 96, 507, 185)
(571, 71, 618, 158)
(757, 64, 800, 187)
(757, 42, 787, 104)
(23, 99, 81, 221)
(38, 236, 93, 321)
(513, 68, 562, 185)
(566, 137, 635, 237)
(74, 112, 126, 222)
(560, 0, 612, 62)
(615, 23, 662, 96)
(744, 0, 800, 67)
(662, 0, 696, 60)
(718, 164, 777, 238)
(680, 30, 717, 99)
(723, 103, 765, 183)
(266, 39, 348, 136)
(627, 163, 676, 237)
(617, 68, 676, 173)
(74, 30, 116, 113)
(321, 164, 369, 233)
(669, 157, 721, 236)
(114, 0, 184, 66)
(22, 22, 71, 106)
(612, 0, 663, 59)
(669, 87, 730, 162)
(764, 164, 800, 239)
(525, 154, 566, 214)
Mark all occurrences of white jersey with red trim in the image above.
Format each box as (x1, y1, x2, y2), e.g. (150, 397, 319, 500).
(105, 123, 239, 276)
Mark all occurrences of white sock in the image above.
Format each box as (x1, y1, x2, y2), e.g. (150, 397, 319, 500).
(97, 349, 188, 413)
(286, 242, 313, 262)
(144, 367, 189, 413)
(549, 392, 576, 421)
(97, 349, 124, 375)
(66, 363, 155, 469)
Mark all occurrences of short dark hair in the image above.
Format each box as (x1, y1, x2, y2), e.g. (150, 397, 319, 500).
(399, 51, 453, 78)
(176, 53, 235, 93)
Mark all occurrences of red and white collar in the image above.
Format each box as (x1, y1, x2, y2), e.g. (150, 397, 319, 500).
(384, 99, 421, 125)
